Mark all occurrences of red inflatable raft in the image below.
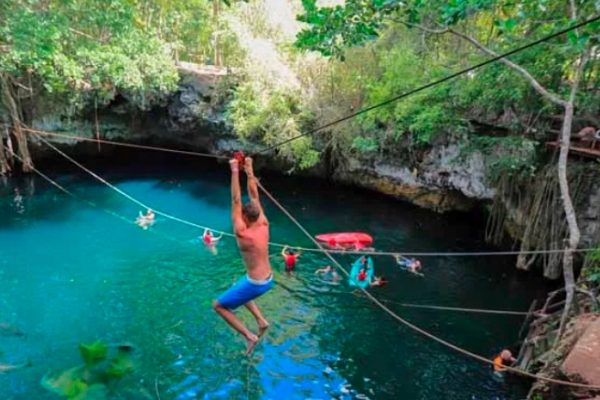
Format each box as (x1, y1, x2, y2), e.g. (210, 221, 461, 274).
(315, 232, 373, 249)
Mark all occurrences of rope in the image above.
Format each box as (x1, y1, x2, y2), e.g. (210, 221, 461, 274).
(24, 127, 226, 160)
(31, 131, 599, 257)
(34, 133, 236, 238)
(256, 179, 600, 390)
(258, 15, 600, 154)
(290, 247, 598, 257)
(377, 300, 530, 316)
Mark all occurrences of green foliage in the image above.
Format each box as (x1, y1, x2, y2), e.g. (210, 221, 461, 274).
(294, 0, 599, 167)
(79, 341, 108, 366)
(227, 80, 318, 169)
(464, 135, 539, 178)
(295, 0, 400, 59)
(352, 136, 379, 153)
(0, 0, 181, 112)
(353, 34, 467, 145)
(583, 248, 600, 284)
(41, 341, 135, 400)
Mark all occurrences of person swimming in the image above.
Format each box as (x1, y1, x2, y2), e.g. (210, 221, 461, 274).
(370, 276, 388, 287)
(136, 208, 155, 230)
(395, 255, 423, 276)
(281, 246, 301, 273)
(357, 267, 367, 281)
(202, 228, 223, 246)
(493, 349, 516, 373)
(315, 265, 340, 283)
(349, 256, 374, 289)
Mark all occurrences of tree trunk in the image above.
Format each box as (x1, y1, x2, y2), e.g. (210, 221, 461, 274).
(557, 102, 580, 339)
(556, 49, 588, 339)
(0, 125, 10, 176)
(0, 73, 33, 172)
(213, 1, 222, 66)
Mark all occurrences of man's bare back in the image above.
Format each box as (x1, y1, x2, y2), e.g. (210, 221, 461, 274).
(236, 222, 271, 281)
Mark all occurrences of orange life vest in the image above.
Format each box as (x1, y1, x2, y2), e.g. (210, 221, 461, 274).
(493, 356, 505, 372)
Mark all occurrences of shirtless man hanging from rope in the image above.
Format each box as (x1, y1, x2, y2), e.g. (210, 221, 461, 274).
(213, 156, 273, 355)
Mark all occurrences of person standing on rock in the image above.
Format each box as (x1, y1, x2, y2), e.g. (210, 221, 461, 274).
(213, 156, 274, 355)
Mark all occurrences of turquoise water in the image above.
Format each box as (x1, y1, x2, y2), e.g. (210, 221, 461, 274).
(0, 155, 552, 399)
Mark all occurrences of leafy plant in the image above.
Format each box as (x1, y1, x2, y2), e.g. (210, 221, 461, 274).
(583, 248, 600, 284)
(351, 136, 378, 153)
(41, 341, 136, 400)
(227, 80, 319, 169)
(462, 135, 539, 179)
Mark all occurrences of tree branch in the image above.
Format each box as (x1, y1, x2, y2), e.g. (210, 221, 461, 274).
(569, 0, 577, 21)
(395, 20, 448, 34)
(68, 28, 96, 41)
(446, 28, 567, 106)
(396, 20, 567, 106)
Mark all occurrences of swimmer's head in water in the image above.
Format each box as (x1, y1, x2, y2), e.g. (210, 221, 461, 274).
(242, 201, 261, 224)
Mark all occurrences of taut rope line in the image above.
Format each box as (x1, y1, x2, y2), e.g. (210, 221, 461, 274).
(24, 127, 225, 159)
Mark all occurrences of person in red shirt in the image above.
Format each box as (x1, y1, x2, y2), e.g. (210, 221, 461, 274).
(357, 268, 367, 281)
(202, 228, 222, 246)
(281, 246, 301, 273)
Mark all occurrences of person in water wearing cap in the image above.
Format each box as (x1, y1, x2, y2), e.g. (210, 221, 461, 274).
(370, 276, 388, 287)
(493, 349, 517, 373)
(213, 156, 274, 356)
(202, 229, 223, 255)
(136, 208, 155, 230)
(395, 255, 423, 276)
(281, 246, 301, 273)
(315, 265, 340, 283)
(203, 229, 223, 246)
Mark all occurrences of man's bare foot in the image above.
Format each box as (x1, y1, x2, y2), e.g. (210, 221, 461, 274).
(245, 333, 259, 356)
(258, 320, 270, 338)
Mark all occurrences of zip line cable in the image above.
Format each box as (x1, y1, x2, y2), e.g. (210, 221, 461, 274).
(258, 15, 600, 154)
(23, 127, 225, 159)
(255, 179, 600, 390)
(34, 132, 598, 257)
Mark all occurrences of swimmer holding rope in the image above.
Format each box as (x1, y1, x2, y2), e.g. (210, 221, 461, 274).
(213, 156, 273, 356)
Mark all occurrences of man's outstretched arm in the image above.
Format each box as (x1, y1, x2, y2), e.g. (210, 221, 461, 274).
(230, 159, 245, 233)
(244, 157, 267, 221)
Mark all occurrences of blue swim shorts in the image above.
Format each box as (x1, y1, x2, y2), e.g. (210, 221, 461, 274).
(217, 274, 275, 310)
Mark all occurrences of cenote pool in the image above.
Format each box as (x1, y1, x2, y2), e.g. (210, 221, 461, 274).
(0, 154, 553, 399)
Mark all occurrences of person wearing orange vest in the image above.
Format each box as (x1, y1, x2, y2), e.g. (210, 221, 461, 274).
(493, 349, 516, 372)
